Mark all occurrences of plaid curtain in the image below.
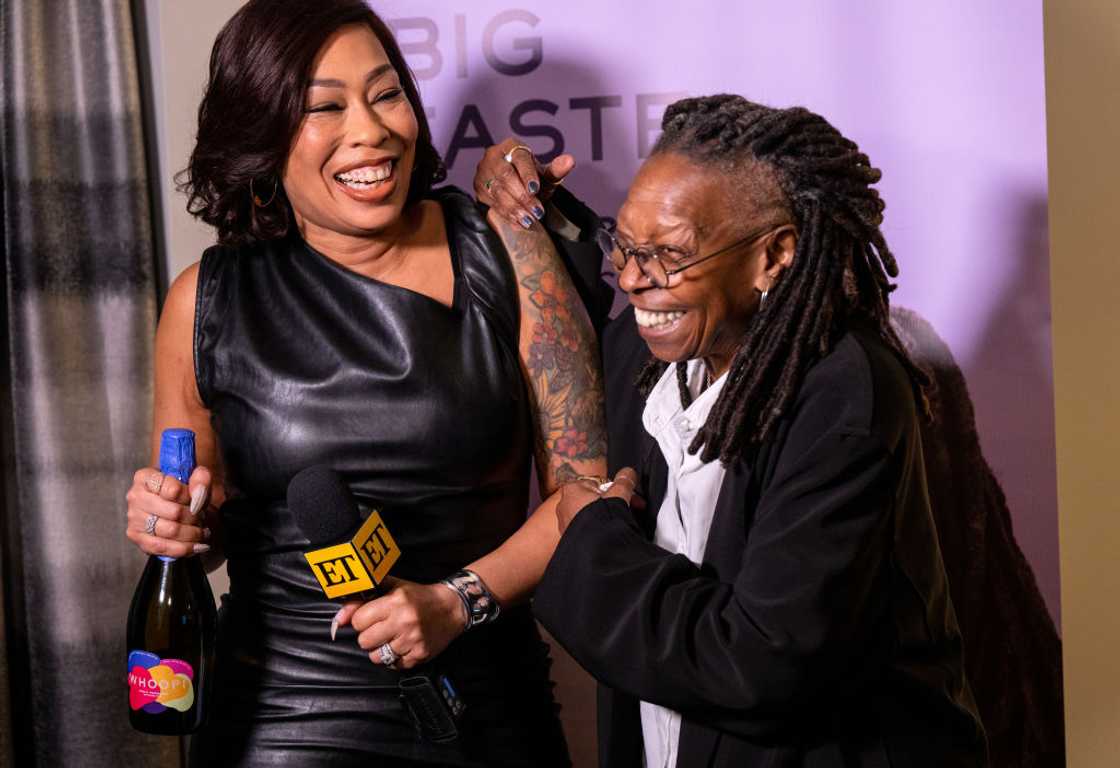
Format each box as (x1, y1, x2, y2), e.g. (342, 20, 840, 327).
(0, 0, 176, 764)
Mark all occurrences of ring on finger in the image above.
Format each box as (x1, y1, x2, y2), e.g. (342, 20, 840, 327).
(576, 474, 613, 493)
(483, 177, 498, 192)
(378, 642, 400, 666)
(503, 144, 533, 164)
(144, 514, 158, 535)
(612, 474, 637, 490)
(145, 472, 165, 495)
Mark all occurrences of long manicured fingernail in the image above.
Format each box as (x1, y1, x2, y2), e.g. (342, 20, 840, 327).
(192, 543, 211, 555)
(520, 215, 533, 229)
(202, 527, 212, 541)
(532, 205, 545, 220)
(527, 180, 540, 194)
(189, 485, 206, 517)
(330, 607, 345, 641)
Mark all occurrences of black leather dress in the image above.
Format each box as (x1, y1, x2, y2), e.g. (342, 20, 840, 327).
(188, 187, 569, 767)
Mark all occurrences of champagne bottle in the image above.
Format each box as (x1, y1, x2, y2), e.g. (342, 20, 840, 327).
(126, 428, 217, 734)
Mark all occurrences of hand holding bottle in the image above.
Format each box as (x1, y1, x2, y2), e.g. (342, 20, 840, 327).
(125, 463, 213, 558)
(127, 429, 217, 735)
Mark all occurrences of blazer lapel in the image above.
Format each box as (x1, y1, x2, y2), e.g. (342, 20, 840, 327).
(597, 684, 643, 768)
(675, 457, 757, 768)
(700, 456, 756, 577)
(677, 723, 722, 768)
(639, 433, 668, 539)
(631, 443, 762, 768)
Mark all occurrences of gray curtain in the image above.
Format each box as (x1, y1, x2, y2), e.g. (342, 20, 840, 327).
(0, 0, 175, 765)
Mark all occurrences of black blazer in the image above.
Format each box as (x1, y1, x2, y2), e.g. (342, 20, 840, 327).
(534, 308, 988, 767)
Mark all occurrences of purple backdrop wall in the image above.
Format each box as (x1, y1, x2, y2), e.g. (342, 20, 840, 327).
(375, 0, 1059, 623)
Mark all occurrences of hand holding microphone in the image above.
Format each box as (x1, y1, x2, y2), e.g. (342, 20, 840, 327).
(287, 466, 468, 670)
(339, 579, 468, 670)
(288, 466, 468, 742)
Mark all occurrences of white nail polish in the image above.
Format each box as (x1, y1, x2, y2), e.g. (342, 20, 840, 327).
(330, 607, 345, 641)
(192, 543, 211, 555)
(189, 485, 206, 517)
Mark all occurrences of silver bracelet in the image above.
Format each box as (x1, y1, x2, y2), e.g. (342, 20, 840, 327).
(440, 569, 501, 631)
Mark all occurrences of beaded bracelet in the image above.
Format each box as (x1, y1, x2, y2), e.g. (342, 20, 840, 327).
(440, 569, 501, 631)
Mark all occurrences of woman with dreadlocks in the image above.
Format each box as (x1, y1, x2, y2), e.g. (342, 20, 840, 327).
(476, 94, 988, 767)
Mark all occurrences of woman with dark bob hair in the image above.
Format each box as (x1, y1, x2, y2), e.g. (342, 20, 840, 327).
(480, 95, 989, 766)
(123, 0, 605, 765)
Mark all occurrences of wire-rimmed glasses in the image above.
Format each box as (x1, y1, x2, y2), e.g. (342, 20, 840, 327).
(596, 221, 781, 289)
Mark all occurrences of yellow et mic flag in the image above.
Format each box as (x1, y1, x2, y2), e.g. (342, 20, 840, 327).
(304, 510, 401, 599)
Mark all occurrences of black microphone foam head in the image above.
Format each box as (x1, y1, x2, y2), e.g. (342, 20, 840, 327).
(287, 465, 361, 547)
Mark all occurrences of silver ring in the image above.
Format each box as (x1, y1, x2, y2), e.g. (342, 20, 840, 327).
(503, 145, 533, 163)
(575, 475, 612, 494)
(378, 642, 399, 666)
(144, 514, 158, 535)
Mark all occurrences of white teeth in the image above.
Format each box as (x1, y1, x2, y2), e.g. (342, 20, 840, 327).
(335, 161, 393, 186)
(634, 308, 684, 328)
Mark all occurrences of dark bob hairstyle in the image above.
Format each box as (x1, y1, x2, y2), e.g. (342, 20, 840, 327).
(179, 0, 446, 246)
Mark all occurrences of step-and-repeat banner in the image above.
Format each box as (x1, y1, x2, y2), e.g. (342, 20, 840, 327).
(375, 0, 1058, 620)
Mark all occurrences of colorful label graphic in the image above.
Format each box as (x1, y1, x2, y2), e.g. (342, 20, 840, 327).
(127, 650, 195, 713)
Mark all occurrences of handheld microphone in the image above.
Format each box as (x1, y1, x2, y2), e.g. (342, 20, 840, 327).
(287, 465, 401, 599)
(286, 466, 465, 741)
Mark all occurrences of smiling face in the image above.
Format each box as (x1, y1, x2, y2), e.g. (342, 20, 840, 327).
(615, 152, 795, 377)
(282, 24, 419, 244)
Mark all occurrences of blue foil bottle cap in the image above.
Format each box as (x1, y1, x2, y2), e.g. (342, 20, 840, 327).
(158, 428, 196, 484)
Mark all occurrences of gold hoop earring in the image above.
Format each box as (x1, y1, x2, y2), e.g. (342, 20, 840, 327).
(251, 178, 278, 208)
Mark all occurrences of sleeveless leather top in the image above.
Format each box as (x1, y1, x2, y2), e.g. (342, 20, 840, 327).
(195, 186, 532, 584)
(189, 188, 569, 765)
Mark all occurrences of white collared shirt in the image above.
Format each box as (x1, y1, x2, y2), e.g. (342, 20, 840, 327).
(639, 359, 728, 768)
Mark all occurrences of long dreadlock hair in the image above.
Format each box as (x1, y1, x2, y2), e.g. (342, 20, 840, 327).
(636, 94, 930, 463)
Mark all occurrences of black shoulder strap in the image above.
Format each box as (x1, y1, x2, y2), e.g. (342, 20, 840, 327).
(433, 185, 522, 344)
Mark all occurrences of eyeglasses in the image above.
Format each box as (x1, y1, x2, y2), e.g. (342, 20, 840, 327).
(596, 221, 782, 289)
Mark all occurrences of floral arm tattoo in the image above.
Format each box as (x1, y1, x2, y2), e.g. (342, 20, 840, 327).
(488, 215, 607, 494)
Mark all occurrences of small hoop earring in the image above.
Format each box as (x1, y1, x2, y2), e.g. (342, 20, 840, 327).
(251, 177, 278, 208)
(760, 288, 769, 309)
